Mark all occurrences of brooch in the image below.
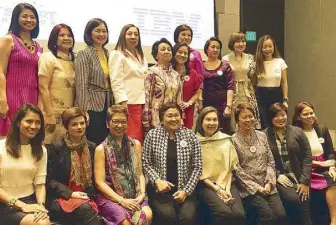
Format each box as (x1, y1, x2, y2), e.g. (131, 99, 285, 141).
(217, 70, 223, 76)
(318, 138, 325, 144)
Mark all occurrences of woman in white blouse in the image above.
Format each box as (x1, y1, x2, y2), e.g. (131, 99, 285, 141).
(254, 35, 288, 129)
(109, 24, 148, 143)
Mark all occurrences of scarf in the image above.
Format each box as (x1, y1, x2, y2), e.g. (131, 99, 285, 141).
(64, 136, 92, 189)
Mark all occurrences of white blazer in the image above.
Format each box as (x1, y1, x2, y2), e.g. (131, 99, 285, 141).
(109, 49, 148, 104)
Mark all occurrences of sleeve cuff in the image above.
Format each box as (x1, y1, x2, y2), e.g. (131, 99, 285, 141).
(34, 175, 47, 185)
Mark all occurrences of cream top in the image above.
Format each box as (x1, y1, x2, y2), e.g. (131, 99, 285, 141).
(109, 49, 148, 104)
(257, 58, 287, 87)
(0, 139, 47, 198)
(304, 129, 324, 156)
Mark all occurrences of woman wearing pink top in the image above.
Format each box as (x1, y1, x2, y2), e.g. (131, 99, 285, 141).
(0, 3, 42, 137)
(174, 24, 204, 109)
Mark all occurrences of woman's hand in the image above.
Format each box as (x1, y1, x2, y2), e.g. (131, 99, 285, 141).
(296, 183, 309, 201)
(217, 189, 231, 200)
(20, 203, 47, 214)
(0, 100, 8, 119)
(264, 183, 273, 194)
(120, 198, 141, 211)
(135, 193, 145, 204)
(283, 101, 288, 108)
(328, 167, 336, 181)
(223, 106, 232, 117)
(319, 160, 336, 168)
(179, 101, 191, 110)
(173, 190, 187, 203)
(257, 187, 268, 196)
(155, 179, 175, 193)
(71, 191, 89, 200)
(44, 114, 56, 133)
(277, 174, 294, 188)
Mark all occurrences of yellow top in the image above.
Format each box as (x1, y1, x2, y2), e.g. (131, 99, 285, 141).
(100, 55, 110, 88)
(197, 131, 239, 195)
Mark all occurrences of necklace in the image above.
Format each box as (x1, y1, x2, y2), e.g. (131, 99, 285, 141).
(19, 36, 36, 51)
(238, 130, 259, 153)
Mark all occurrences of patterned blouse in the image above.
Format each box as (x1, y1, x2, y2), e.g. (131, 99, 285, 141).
(232, 130, 277, 198)
(142, 64, 183, 130)
(142, 127, 202, 195)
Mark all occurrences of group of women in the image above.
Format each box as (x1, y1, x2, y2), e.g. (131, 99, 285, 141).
(0, 2, 335, 225)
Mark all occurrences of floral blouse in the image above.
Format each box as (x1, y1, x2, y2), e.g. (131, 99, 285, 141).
(143, 64, 183, 131)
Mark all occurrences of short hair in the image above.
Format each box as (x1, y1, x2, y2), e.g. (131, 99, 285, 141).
(158, 102, 183, 122)
(234, 104, 255, 122)
(151, 38, 173, 61)
(48, 24, 75, 61)
(172, 42, 191, 74)
(106, 105, 129, 122)
(195, 106, 219, 136)
(228, 32, 246, 51)
(8, 3, 40, 39)
(115, 24, 144, 61)
(61, 107, 86, 129)
(174, 24, 193, 43)
(84, 18, 109, 46)
(6, 104, 44, 161)
(204, 37, 222, 59)
(267, 103, 288, 127)
(292, 101, 318, 128)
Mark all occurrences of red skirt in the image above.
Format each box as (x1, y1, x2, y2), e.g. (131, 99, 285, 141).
(126, 104, 144, 143)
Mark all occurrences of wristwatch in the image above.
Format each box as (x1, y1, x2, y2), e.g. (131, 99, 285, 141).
(283, 97, 289, 102)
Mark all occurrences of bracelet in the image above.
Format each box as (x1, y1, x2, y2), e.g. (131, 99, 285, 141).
(8, 197, 17, 208)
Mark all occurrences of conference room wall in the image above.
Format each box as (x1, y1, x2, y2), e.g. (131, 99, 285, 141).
(285, 0, 336, 129)
(36, 0, 239, 64)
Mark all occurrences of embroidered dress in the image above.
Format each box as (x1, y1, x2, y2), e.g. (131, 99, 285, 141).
(38, 51, 75, 144)
(95, 135, 148, 225)
(0, 34, 42, 136)
(143, 64, 183, 131)
(223, 53, 260, 130)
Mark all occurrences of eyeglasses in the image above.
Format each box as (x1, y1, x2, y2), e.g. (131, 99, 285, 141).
(111, 120, 127, 125)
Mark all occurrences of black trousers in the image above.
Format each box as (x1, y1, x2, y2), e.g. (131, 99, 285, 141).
(243, 193, 288, 225)
(256, 87, 283, 129)
(86, 102, 109, 145)
(198, 183, 245, 225)
(49, 201, 101, 225)
(147, 184, 197, 225)
(277, 184, 313, 225)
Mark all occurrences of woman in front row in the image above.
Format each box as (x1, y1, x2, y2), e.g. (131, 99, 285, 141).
(264, 103, 312, 225)
(0, 104, 50, 225)
(232, 104, 287, 225)
(142, 103, 202, 225)
(46, 107, 100, 225)
(94, 105, 152, 225)
(293, 101, 336, 225)
(196, 106, 245, 225)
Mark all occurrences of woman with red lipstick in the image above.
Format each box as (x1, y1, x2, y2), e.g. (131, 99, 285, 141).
(292, 101, 336, 225)
(109, 24, 148, 143)
(0, 3, 42, 137)
(264, 103, 313, 225)
(143, 38, 183, 133)
(46, 107, 100, 225)
(172, 42, 201, 129)
(38, 24, 75, 144)
(254, 35, 288, 129)
(0, 104, 50, 225)
(174, 24, 204, 109)
(75, 18, 113, 145)
(232, 104, 287, 225)
(203, 37, 235, 134)
(223, 32, 260, 131)
(196, 106, 245, 225)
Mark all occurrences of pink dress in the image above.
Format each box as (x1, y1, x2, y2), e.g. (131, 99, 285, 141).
(0, 34, 41, 136)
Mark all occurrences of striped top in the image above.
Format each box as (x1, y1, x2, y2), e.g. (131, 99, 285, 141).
(75, 46, 113, 112)
(0, 139, 47, 198)
(0, 33, 42, 136)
